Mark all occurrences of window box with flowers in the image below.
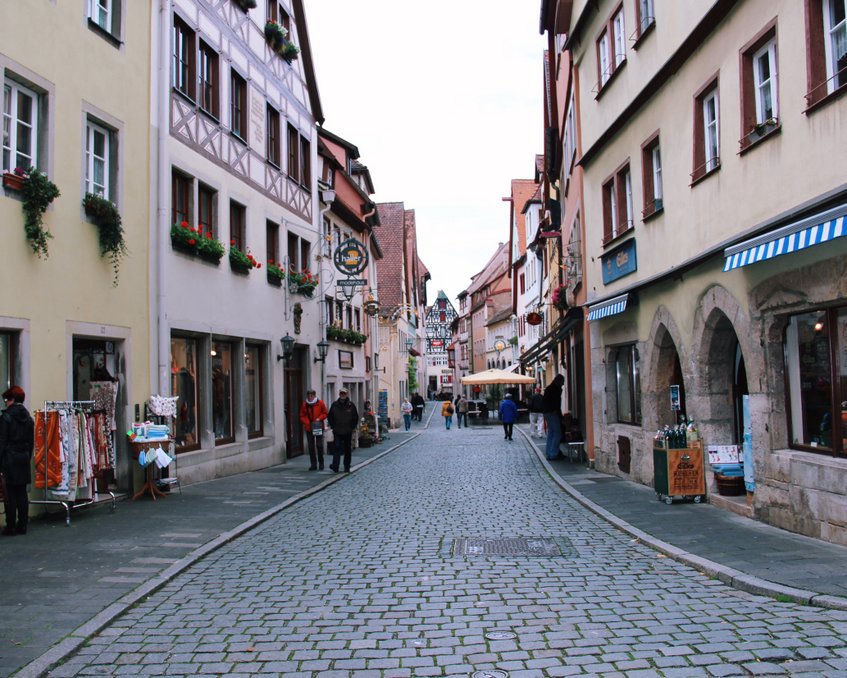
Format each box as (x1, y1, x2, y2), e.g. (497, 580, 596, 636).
(552, 285, 569, 312)
(4, 166, 61, 258)
(266, 260, 284, 287)
(287, 269, 318, 297)
(83, 193, 127, 286)
(229, 244, 260, 274)
(264, 21, 300, 62)
(170, 221, 225, 264)
(327, 324, 366, 346)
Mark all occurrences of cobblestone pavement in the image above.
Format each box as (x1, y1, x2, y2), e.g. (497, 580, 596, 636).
(44, 426, 847, 677)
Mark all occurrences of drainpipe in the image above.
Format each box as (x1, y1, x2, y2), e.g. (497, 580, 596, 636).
(317, 188, 336, 401)
(155, 0, 172, 396)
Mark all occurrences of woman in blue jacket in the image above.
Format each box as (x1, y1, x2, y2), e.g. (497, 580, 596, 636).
(498, 393, 518, 441)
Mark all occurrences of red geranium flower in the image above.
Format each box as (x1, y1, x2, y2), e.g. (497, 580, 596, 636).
(181, 221, 189, 229)
(188, 238, 196, 246)
(206, 232, 213, 239)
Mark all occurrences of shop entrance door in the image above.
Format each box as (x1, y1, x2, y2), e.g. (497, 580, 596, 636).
(284, 366, 304, 458)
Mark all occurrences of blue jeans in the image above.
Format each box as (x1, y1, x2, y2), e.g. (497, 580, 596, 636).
(456, 412, 467, 428)
(444, 416, 452, 430)
(403, 413, 412, 430)
(544, 412, 561, 459)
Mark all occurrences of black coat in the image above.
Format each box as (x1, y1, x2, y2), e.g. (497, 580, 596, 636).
(528, 393, 544, 413)
(328, 399, 359, 435)
(541, 379, 564, 414)
(0, 403, 34, 485)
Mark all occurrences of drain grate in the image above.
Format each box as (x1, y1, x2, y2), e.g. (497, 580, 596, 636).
(453, 537, 564, 557)
(471, 672, 508, 678)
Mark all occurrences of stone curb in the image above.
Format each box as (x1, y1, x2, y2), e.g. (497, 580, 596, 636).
(13, 434, 420, 678)
(520, 428, 847, 611)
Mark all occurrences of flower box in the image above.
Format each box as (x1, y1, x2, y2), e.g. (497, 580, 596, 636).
(171, 237, 197, 257)
(230, 259, 251, 274)
(297, 285, 316, 298)
(267, 271, 283, 287)
(2, 171, 25, 191)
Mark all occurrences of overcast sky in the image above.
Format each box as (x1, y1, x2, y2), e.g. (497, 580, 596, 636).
(305, 1, 545, 308)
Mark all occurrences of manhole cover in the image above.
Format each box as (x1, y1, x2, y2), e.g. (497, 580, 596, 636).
(485, 631, 516, 640)
(471, 672, 508, 678)
(454, 537, 561, 557)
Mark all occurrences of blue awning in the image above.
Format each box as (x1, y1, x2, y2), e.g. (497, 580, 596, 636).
(587, 293, 629, 322)
(723, 204, 847, 272)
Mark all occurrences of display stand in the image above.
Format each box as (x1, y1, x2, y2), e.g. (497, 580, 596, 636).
(129, 439, 172, 501)
(653, 440, 706, 504)
(31, 400, 116, 526)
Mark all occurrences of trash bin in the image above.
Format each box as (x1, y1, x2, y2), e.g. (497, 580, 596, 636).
(653, 440, 706, 504)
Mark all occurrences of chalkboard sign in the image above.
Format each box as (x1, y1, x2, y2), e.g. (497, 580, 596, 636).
(378, 389, 388, 421)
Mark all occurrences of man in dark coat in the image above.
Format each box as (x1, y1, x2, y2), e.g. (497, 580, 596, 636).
(542, 374, 565, 460)
(498, 393, 519, 441)
(1, 385, 34, 536)
(327, 388, 359, 473)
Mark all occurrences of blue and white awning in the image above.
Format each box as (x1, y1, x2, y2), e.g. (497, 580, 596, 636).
(723, 204, 847, 272)
(587, 293, 629, 322)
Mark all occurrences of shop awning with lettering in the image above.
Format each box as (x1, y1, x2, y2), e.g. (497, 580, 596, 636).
(723, 203, 847, 272)
(587, 293, 630, 322)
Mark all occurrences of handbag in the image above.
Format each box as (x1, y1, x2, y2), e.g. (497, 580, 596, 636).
(310, 420, 324, 437)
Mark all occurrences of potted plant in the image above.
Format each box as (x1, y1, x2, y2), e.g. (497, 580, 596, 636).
(280, 40, 300, 62)
(229, 243, 260, 274)
(264, 20, 287, 51)
(748, 117, 779, 143)
(2, 166, 27, 191)
(287, 268, 319, 296)
(552, 284, 569, 312)
(171, 221, 201, 255)
(17, 167, 61, 258)
(266, 260, 284, 286)
(83, 193, 127, 285)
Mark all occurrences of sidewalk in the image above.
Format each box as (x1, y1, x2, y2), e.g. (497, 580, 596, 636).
(4, 406, 847, 677)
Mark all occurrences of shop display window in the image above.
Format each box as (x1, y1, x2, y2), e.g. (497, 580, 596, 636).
(785, 306, 846, 455)
(245, 344, 264, 438)
(171, 336, 200, 451)
(212, 341, 234, 444)
(614, 344, 641, 424)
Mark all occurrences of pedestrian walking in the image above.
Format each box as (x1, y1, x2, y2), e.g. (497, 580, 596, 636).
(411, 393, 425, 421)
(542, 374, 565, 460)
(401, 397, 413, 431)
(528, 386, 545, 438)
(499, 392, 518, 441)
(1, 386, 34, 536)
(327, 388, 359, 473)
(456, 395, 469, 428)
(299, 389, 328, 471)
(441, 399, 454, 430)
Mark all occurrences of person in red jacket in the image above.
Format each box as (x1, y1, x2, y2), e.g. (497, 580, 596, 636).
(299, 390, 328, 471)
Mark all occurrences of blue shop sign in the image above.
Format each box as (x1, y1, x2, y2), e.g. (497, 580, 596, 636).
(601, 239, 637, 284)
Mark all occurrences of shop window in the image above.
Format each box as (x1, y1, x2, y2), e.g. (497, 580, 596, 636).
(72, 338, 119, 401)
(198, 40, 219, 119)
(614, 344, 641, 424)
(0, 332, 15, 394)
(87, 0, 123, 43)
(692, 78, 721, 183)
(641, 132, 663, 217)
(211, 341, 234, 444)
(172, 336, 200, 451)
(784, 307, 846, 455)
(245, 344, 264, 438)
(230, 200, 246, 250)
(172, 15, 195, 99)
(805, 0, 847, 107)
(230, 69, 247, 141)
(266, 104, 280, 167)
(2, 79, 40, 172)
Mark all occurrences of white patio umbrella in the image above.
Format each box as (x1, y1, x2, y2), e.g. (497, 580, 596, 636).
(460, 368, 535, 385)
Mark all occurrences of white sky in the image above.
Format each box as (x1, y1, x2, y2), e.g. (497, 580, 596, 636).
(305, 1, 546, 308)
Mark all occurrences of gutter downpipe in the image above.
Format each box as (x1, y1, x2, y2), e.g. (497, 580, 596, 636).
(156, 0, 171, 396)
(317, 195, 334, 402)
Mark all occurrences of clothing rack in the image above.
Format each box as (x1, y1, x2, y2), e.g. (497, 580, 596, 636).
(31, 400, 116, 525)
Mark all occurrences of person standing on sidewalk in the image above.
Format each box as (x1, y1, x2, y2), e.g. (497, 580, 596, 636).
(441, 398, 454, 430)
(299, 390, 328, 471)
(499, 392, 518, 441)
(401, 397, 413, 431)
(528, 387, 545, 438)
(411, 393, 425, 421)
(0, 386, 34, 536)
(542, 374, 565, 460)
(327, 389, 358, 473)
(456, 395, 469, 429)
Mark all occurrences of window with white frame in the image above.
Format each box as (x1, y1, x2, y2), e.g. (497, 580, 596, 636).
(652, 145, 663, 202)
(824, 0, 847, 92)
(598, 30, 611, 85)
(703, 89, 720, 172)
(614, 344, 641, 424)
(87, 0, 122, 41)
(2, 80, 38, 172)
(613, 9, 626, 67)
(85, 121, 109, 197)
(752, 39, 778, 123)
(637, 0, 655, 34)
(564, 90, 576, 172)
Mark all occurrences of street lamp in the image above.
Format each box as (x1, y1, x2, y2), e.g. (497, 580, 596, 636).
(405, 338, 415, 353)
(277, 334, 295, 362)
(314, 339, 329, 363)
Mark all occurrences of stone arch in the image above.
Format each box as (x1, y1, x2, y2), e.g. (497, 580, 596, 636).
(643, 306, 688, 433)
(689, 284, 758, 449)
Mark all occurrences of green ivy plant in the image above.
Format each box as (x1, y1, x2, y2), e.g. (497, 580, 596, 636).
(83, 193, 127, 285)
(19, 167, 60, 258)
(407, 356, 419, 393)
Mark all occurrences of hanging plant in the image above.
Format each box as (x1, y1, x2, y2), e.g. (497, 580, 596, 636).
(17, 167, 60, 258)
(280, 40, 300, 62)
(264, 20, 287, 51)
(83, 193, 127, 286)
(552, 284, 569, 312)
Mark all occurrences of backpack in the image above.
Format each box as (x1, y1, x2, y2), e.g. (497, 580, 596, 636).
(446, 404, 454, 415)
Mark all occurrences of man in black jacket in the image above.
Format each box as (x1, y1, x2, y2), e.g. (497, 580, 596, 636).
(1, 386, 34, 536)
(327, 388, 359, 473)
(542, 375, 565, 460)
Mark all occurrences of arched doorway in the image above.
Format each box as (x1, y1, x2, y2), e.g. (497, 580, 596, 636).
(701, 312, 748, 445)
(654, 326, 685, 428)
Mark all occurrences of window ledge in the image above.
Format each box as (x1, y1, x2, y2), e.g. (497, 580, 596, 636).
(601, 223, 635, 249)
(738, 122, 781, 155)
(631, 19, 655, 50)
(641, 201, 664, 222)
(172, 88, 197, 107)
(87, 18, 122, 47)
(804, 81, 847, 114)
(230, 130, 247, 145)
(594, 59, 627, 100)
(690, 159, 721, 187)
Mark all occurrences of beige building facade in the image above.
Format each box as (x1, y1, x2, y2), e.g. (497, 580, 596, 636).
(564, 0, 847, 543)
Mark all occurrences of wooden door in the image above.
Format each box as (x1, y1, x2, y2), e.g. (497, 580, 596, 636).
(284, 366, 304, 457)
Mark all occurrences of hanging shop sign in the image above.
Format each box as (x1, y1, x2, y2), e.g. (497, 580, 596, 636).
(334, 238, 369, 276)
(526, 312, 543, 326)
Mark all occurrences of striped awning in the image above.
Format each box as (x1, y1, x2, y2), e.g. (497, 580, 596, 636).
(587, 293, 629, 322)
(723, 204, 847, 272)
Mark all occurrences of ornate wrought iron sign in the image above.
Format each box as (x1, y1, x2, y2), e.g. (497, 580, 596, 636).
(333, 238, 369, 276)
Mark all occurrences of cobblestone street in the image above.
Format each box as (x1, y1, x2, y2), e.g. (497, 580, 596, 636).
(48, 425, 847, 677)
